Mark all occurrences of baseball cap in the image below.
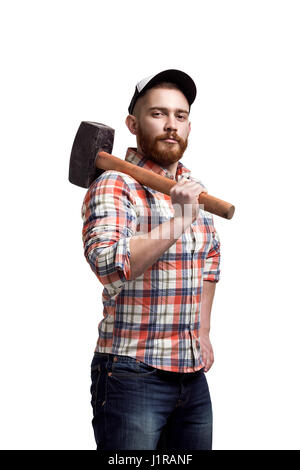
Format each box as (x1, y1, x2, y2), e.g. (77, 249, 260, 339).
(128, 69, 197, 115)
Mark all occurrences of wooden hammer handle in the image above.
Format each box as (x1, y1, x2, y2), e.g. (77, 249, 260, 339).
(96, 151, 235, 220)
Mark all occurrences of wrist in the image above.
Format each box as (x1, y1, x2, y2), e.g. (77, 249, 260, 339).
(199, 326, 210, 335)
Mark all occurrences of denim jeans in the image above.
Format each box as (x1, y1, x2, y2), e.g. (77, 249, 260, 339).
(90, 352, 212, 450)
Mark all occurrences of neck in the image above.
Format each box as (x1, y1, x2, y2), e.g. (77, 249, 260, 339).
(161, 161, 178, 178)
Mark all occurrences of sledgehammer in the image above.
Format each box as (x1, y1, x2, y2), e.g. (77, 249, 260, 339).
(69, 121, 235, 219)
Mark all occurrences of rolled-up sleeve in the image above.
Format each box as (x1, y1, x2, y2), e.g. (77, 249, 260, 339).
(81, 171, 137, 296)
(203, 226, 221, 282)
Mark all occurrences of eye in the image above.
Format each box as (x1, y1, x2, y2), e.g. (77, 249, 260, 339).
(152, 112, 163, 117)
(177, 115, 185, 120)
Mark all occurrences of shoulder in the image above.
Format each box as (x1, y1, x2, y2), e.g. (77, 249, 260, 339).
(83, 170, 139, 208)
(91, 170, 141, 191)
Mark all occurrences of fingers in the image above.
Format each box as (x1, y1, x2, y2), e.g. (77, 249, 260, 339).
(170, 178, 206, 223)
(203, 350, 214, 372)
(199, 336, 214, 372)
(173, 179, 206, 197)
(177, 179, 207, 194)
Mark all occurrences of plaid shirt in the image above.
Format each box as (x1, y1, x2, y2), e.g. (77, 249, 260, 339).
(81, 147, 221, 373)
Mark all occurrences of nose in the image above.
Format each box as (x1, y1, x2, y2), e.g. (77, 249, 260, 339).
(164, 114, 177, 132)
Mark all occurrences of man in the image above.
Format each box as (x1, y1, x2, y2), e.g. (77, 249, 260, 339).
(81, 69, 221, 450)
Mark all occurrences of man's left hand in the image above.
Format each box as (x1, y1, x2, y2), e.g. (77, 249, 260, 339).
(199, 331, 214, 372)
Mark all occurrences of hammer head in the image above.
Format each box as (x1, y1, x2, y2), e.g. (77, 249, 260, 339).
(69, 121, 115, 188)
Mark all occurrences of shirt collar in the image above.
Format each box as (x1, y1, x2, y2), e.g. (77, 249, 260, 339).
(125, 147, 191, 181)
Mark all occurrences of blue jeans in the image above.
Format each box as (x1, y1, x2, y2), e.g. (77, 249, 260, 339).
(90, 352, 212, 450)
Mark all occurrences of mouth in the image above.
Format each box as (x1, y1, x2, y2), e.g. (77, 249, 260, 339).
(161, 138, 178, 143)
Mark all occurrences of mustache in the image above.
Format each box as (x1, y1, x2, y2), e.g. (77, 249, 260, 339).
(156, 133, 181, 142)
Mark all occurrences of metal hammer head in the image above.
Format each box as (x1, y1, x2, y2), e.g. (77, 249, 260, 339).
(69, 121, 115, 188)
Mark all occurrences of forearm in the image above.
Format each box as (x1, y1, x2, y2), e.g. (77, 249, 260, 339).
(129, 216, 187, 280)
(200, 280, 216, 332)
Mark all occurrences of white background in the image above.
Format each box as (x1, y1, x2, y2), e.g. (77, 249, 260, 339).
(1, 0, 299, 450)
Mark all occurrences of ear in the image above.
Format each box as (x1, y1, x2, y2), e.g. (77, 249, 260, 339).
(188, 121, 191, 136)
(125, 115, 138, 135)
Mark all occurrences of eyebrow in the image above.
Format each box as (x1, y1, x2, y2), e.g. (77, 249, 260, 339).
(148, 106, 189, 115)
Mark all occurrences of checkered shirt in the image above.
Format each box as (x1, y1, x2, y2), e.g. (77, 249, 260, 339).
(81, 147, 221, 372)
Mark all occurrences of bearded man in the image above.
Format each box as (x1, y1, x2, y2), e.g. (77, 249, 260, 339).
(81, 69, 221, 451)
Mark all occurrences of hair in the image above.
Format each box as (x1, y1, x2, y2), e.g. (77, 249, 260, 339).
(132, 81, 183, 118)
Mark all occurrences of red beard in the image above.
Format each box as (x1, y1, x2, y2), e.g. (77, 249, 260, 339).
(137, 128, 188, 167)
